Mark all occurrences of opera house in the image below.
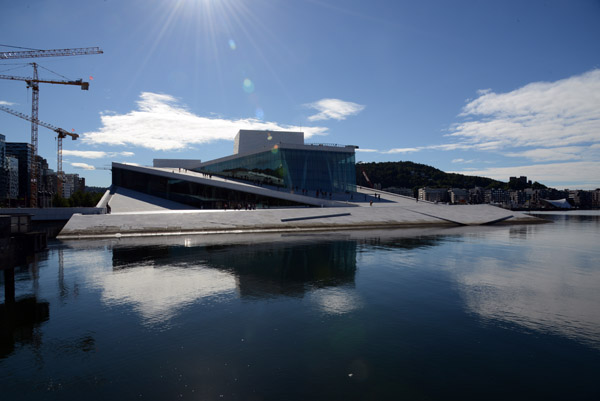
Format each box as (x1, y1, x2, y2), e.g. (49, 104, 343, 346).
(58, 130, 542, 239)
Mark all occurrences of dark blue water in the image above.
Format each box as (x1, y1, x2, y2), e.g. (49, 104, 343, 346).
(2, 212, 600, 400)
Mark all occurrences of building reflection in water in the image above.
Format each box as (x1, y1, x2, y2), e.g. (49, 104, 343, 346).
(108, 235, 357, 301)
(100, 230, 455, 323)
(92, 234, 362, 324)
(0, 268, 50, 359)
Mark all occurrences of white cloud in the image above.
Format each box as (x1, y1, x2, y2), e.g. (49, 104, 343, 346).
(63, 150, 135, 159)
(447, 69, 600, 152)
(83, 92, 329, 151)
(90, 265, 235, 323)
(0, 100, 15, 105)
(449, 161, 600, 189)
(305, 98, 365, 121)
(504, 146, 589, 162)
(427, 143, 474, 151)
(436, 70, 600, 188)
(382, 147, 421, 154)
(71, 162, 96, 170)
(356, 148, 379, 153)
(451, 158, 475, 164)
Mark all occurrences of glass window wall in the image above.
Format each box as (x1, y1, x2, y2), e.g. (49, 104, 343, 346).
(113, 167, 311, 210)
(198, 148, 356, 193)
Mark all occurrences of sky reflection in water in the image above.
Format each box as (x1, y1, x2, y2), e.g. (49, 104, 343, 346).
(1, 213, 600, 400)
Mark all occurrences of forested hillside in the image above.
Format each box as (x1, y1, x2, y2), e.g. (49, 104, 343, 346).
(356, 161, 505, 191)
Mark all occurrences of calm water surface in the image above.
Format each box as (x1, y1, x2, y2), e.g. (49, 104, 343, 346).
(2, 211, 600, 400)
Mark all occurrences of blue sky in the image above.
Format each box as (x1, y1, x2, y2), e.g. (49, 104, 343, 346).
(1, 0, 599, 189)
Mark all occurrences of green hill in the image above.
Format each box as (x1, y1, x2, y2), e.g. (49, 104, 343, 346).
(356, 161, 505, 192)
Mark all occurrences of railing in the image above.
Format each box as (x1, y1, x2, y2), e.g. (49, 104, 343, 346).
(305, 142, 353, 148)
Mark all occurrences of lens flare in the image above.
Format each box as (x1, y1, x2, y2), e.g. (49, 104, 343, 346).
(243, 78, 254, 93)
(255, 108, 264, 120)
(271, 144, 279, 154)
(228, 39, 236, 50)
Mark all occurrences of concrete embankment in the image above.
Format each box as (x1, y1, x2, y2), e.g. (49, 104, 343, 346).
(57, 203, 543, 239)
(1, 207, 105, 238)
(0, 215, 47, 268)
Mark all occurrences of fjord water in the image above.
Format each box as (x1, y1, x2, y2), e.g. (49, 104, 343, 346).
(1, 212, 599, 400)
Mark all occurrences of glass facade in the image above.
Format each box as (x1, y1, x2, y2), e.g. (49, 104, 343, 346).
(198, 148, 356, 194)
(113, 167, 311, 210)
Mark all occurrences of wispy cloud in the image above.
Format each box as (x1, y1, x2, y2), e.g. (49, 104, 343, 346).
(450, 161, 600, 190)
(305, 98, 365, 121)
(451, 158, 475, 164)
(63, 150, 135, 159)
(382, 147, 421, 154)
(504, 146, 591, 162)
(447, 69, 600, 152)
(83, 92, 329, 151)
(71, 162, 96, 170)
(439, 69, 600, 188)
(0, 100, 15, 105)
(355, 148, 379, 153)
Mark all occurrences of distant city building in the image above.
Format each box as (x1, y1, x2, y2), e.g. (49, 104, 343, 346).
(448, 188, 468, 204)
(6, 155, 18, 200)
(37, 155, 54, 208)
(62, 173, 85, 198)
(485, 188, 510, 205)
(5, 142, 33, 205)
(469, 187, 484, 204)
(0, 133, 5, 168)
(418, 187, 449, 203)
(568, 190, 593, 208)
(509, 176, 528, 185)
(510, 190, 526, 207)
(593, 189, 600, 209)
(0, 133, 6, 201)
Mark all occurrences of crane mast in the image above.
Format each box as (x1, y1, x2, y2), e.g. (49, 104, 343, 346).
(0, 105, 79, 198)
(31, 64, 40, 206)
(0, 46, 101, 206)
(0, 63, 88, 206)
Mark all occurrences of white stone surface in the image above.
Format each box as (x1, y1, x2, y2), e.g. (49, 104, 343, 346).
(58, 201, 542, 239)
(108, 187, 196, 213)
(59, 168, 544, 239)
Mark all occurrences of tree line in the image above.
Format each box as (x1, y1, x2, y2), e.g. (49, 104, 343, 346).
(356, 161, 547, 193)
(52, 190, 105, 208)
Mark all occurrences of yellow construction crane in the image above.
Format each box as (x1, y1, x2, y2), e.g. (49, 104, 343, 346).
(0, 65, 89, 205)
(0, 46, 102, 206)
(0, 104, 78, 196)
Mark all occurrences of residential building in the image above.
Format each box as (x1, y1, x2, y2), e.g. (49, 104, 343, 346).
(469, 187, 484, 204)
(485, 188, 510, 205)
(62, 173, 85, 198)
(449, 188, 469, 204)
(418, 187, 449, 203)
